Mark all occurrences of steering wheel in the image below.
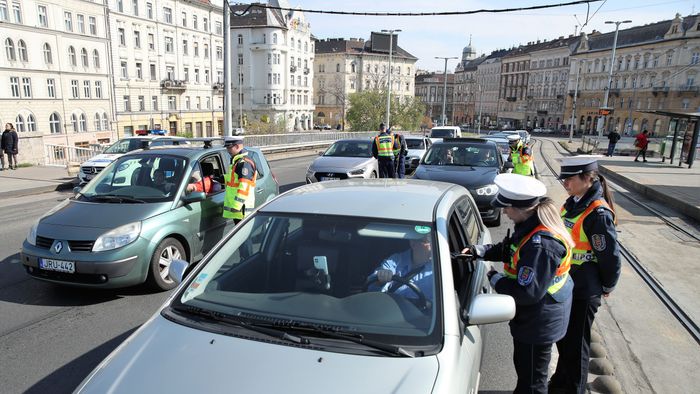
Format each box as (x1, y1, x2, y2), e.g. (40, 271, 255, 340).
(364, 274, 430, 311)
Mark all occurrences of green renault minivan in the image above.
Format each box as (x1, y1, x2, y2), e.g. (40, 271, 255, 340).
(21, 144, 279, 291)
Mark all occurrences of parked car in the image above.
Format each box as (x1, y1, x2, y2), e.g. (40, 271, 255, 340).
(78, 136, 189, 184)
(430, 126, 463, 139)
(314, 124, 332, 130)
(404, 136, 432, 174)
(305, 139, 378, 182)
(74, 179, 515, 394)
(21, 144, 279, 291)
(515, 130, 531, 145)
(411, 138, 512, 226)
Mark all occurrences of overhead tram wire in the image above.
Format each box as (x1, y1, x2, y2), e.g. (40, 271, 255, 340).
(230, 0, 603, 17)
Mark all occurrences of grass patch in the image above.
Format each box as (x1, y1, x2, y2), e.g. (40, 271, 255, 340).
(17, 163, 33, 168)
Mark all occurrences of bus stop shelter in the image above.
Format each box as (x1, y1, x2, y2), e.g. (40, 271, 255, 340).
(638, 110, 700, 169)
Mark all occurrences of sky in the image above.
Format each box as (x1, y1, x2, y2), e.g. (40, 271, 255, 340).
(236, 0, 699, 72)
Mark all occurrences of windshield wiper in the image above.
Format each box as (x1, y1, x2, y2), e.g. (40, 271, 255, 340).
(267, 320, 414, 357)
(171, 305, 310, 345)
(92, 194, 146, 203)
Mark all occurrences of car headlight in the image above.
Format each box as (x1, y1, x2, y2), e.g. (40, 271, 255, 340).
(26, 198, 70, 246)
(93, 222, 142, 252)
(475, 184, 499, 196)
(350, 168, 365, 175)
(27, 220, 39, 246)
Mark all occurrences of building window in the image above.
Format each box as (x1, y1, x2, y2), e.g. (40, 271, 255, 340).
(121, 61, 128, 78)
(194, 42, 199, 57)
(95, 81, 102, 98)
(134, 30, 141, 48)
(123, 95, 131, 111)
(185, 96, 191, 110)
(118, 28, 125, 45)
(165, 36, 173, 52)
(83, 81, 91, 98)
(204, 44, 209, 58)
(136, 62, 143, 79)
(692, 52, 700, 65)
(21, 77, 31, 97)
(667, 53, 673, 66)
(237, 34, 243, 45)
(150, 63, 156, 80)
(181, 11, 186, 26)
(68, 46, 76, 65)
(9, 76, 19, 97)
(193, 15, 198, 29)
(71, 114, 79, 132)
(166, 66, 174, 79)
(17, 39, 27, 62)
(89, 16, 96, 35)
(132, 0, 138, 16)
(204, 69, 210, 83)
(81, 48, 88, 67)
(168, 96, 176, 110)
(71, 80, 79, 98)
(237, 53, 243, 65)
(196, 97, 201, 109)
(49, 113, 61, 133)
(216, 21, 223, 35)
(80, 113, 87, 132)
(64, 11, 72, 31)
(146, 2, 152, 19)
(77, 14, 84, 33)
(47, 78, 56, 98)
(138, 95, 145, 111)
(272, 33, 277, 44)
(148, 33, 154, 50)
(15, 114, 25, 132)
(184, 67, 189, 81)
(203, 17, 208, 32)
(11, 1, 20, 23)
(152, 96, 158, 111)
(5, 38, 15, 61)
(216, 46, 223, 60)
(93, 50, 100, 69)
(26, 114, 36, 131)
(182, 39, 188, 55)
(194, 69, 200, 83)
(94, 113, 101, 131)
(206, 97, 211, 109)
(117, 0, 124, 12)
(163, 7, 172, 23)
(0, 1, 7, 21)
(38, 5, 48, 27)
(102, 113, 109, 130)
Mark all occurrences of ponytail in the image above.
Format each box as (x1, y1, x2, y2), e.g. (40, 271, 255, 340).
(597, 174, 616, 214)
(536, 197, 576, 248)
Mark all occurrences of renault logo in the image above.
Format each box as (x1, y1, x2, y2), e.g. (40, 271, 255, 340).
(53, 241, 63, 254)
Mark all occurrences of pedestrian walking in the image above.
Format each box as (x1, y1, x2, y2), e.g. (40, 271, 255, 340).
(549, 156, 621, 394)
(222, 136, 257, 224)
(388, 126, 408, 178)
(462, 174, 574, 394)
(633, 129, 649, 162)
(371, 123, 400, 178)
(606, 128, 621, 157)
(1, 123, 19, 170)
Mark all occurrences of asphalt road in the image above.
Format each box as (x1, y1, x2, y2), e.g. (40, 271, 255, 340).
(0, 154, 515, 393)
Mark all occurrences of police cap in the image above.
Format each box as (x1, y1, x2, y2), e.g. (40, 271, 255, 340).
(507, 134, 521, 143)
(492, 173, 547, 208)
(223, 136, 244, 147)
(556, 155, 602, 180)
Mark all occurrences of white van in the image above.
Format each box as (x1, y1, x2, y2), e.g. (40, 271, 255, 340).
(430, 126, 462, 139)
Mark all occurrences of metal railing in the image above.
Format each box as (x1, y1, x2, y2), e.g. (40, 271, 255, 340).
(45, 144, 104, 167)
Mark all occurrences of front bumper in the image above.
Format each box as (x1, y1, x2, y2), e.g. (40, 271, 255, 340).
(21, 238, 149, 288)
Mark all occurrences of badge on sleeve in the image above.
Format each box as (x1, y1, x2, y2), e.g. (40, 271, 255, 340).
(517, 266, 535, 286)
(242, 167, 249, 177)
(591, 234, 606, 251)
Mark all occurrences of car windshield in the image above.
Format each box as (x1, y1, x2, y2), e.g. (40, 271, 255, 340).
(430, 128, 455, 138)
(422, 144, 499, 167)
(485, 139, 510, 155)
(324, 141, 372, 158)
(406, 139, 425, 149)
(172, 213, 440, 347)
(77, 154, 186, 202)
(103, 139, 148, 154)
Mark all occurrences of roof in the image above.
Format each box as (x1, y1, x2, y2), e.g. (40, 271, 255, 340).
(260, 179, 457, 222)
(638, 110, 700, 119)
(583, 14, 700, 52)
(314, 37, 418, 60)
(230, 3, 286, 28)
(415, 73, 455, 84)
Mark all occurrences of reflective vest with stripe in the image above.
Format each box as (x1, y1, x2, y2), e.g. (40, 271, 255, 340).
(375, 134, 396, 158)
(511, 146, 534, 176)
(504, 225, 572, 295)
(560, 199, 614, 266)
(223, 152, 257, 220)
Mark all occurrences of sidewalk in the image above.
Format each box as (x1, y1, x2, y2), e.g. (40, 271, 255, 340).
(0, 166, 77, 199)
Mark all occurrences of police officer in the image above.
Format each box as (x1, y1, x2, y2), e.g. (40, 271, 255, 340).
(549, 156, 621, 394)
(371, 123, 400, 178)
(388, 126, 408, 178)
(463, 174, 575, 394)
(508, 134, 534, 176)
(222, 136, 257, 224)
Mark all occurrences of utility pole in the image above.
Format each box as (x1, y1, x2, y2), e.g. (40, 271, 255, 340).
(477, 83, 484, 135)
(569, 60, 582, 143)
(381, 29, 401, 128)
(435, 56, 458, 126)
(599, 20, 632, 137)
(627, 72, 639, 134)
(223, 0, 232, 136)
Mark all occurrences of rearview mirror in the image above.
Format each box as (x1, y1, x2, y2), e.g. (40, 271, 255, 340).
(467, 294, 515, 325)
(182, 191, 206, 203)
(169, 259, 189, 284)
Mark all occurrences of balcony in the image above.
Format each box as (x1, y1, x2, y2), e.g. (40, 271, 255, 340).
(212, 82, 224, 90)
(303, 67, 310, 75)
(161, 79, 186, 91)
(652, 86, 670, 96)
(678, 85, 699, 96)
(290, 65, 297, 73)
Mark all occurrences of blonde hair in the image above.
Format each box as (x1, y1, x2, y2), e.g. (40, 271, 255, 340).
(536, 197, 575, 248)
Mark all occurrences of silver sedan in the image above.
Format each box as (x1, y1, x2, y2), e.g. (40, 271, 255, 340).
(305, 139, 378, 183)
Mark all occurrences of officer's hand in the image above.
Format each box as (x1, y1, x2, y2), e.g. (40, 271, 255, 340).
(377, 269, 394, 284)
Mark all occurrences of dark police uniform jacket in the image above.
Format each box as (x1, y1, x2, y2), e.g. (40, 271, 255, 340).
(561, 180, 621, 299)
(483, 214, 573, 344)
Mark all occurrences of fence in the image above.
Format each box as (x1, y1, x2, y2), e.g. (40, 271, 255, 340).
(579, 136, 662, 156)
(44, 144, 104, 167)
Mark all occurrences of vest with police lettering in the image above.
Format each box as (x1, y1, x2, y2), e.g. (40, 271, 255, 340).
(560, 199, 614, 266)
(223, 152, 257, 220)
(375, 134, 396, 159)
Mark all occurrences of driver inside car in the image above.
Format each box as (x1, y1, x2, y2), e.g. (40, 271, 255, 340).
(367, 235, 435, 302)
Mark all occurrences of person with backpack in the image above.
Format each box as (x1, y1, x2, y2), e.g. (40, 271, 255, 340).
(606, 128, 621, 157)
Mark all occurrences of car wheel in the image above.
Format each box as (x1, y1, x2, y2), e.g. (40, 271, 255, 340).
(147, 238, 185, 291)
(369, 171, 377, 178)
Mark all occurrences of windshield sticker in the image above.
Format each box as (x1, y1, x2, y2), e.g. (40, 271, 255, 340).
(415, 225, 431, 234)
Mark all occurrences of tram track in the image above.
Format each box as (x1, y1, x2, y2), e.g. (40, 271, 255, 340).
(534, 137, 700, 345)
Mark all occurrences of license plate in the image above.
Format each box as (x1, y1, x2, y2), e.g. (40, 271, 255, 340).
(39, 258, 75, 273)
(320, 177, 339, 181)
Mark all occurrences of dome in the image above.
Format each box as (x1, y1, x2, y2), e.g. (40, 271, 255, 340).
(462, 36, 476, 60)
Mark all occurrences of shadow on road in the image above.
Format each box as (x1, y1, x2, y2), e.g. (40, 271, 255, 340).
(25, 327, 138, 394)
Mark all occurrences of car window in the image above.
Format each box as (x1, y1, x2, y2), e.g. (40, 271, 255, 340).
(423, 144, 498, 167)
(430, 128, 455, 138)
(324, 141, 372, 158)
(175, 213, 441, 347)
(455, 198, 481, 245)
(103, 139, 145, 154)
(189, 154, 225, 195)
(406, 139, 425, 150)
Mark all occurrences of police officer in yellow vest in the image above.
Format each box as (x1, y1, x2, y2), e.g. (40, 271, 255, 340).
(549, 156, 620, 394)
(463, 174, 575, 394)
(508, 134, 534, 176)
(223, 136, 257, 224)
(371, 123, 400, 178)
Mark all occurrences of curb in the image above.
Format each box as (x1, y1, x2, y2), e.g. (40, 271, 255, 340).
(598, 165, 700, 222)
(0, 179, 77, 199)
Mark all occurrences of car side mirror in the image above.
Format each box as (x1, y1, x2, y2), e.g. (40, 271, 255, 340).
(73, 186, 82, 194)
(182, 191, 206, 203)
(467, 294, 515, 325)
(169, 259, 189, 284)
(411, 158, 420, 166)
(503, 161, 514, 169)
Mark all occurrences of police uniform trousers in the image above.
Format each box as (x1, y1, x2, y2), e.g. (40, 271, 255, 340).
(550, 295, 602, 394)
(513, 339, 553, 394)
(378, 158, 395, 178)
(396, 155, 406, 178)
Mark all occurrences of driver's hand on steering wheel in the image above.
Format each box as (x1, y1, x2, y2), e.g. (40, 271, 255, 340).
(377, 269, 394, 284)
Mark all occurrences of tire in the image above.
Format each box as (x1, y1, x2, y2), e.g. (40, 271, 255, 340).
(146, 238, 186, 291)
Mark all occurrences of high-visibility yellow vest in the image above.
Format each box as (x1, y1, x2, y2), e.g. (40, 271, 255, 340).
(375, 134, 395, 158)
(223, 152, 257, 220)
(504, 225, 572, 295)
(561, 199, 614, 266)
(511, 146, 534, 176)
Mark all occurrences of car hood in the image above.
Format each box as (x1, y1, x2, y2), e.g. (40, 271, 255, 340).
(81, 154, 122, 167)
(406, 149, 426, 158)
(310, 156, 374, 171)
(413, 165, 499, 188)
(40, 199, 171, 230)
(77, 315, 439, 394)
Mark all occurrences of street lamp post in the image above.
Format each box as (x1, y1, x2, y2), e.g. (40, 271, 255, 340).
(569, 60, 583, 143)
(599, 19, 632, 137)
(477, 83, 484, 135)
(381, 29, 401, 128)
(435, 56, 458, 126)
(223, 0, 232, 136)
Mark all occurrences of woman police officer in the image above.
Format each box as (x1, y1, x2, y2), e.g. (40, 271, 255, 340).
(549, 156, 621, 394)
(463, 173, 575, 393)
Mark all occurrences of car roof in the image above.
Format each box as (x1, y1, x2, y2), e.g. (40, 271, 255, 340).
(119, 136, 187, 140)
(261, 179, 458, 222)
(435, 138, 497, 146)
(404, 136, 427, 140)
(119, 145, 229, 160)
